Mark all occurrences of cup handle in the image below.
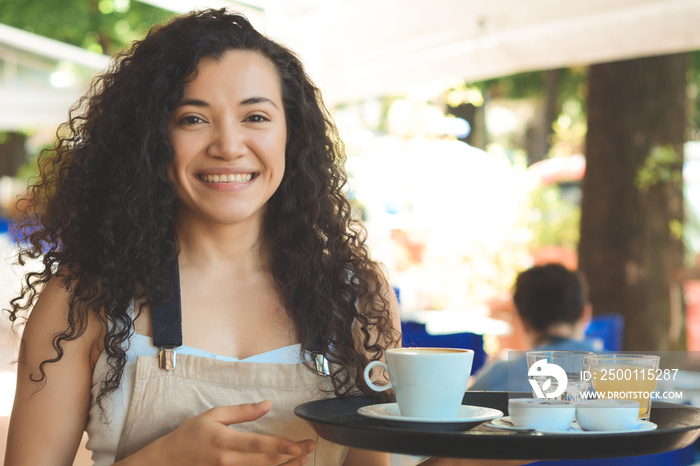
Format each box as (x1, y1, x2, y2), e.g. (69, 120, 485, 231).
(364, 360, 392, 392)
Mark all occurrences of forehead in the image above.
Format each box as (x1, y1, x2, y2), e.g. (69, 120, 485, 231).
(184, 50, 282, 98)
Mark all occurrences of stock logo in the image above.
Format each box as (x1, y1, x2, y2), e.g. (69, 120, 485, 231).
(528, 359, 568, 399)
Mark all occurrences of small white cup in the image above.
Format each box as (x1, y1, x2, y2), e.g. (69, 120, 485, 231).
(576, 399, 640, 431)
(363, 347, 473, 419)
(508, 398, 575, 430)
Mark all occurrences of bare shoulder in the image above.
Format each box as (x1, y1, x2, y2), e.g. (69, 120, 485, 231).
(6, 274, 104, 465)
(20, 275, 104, 368)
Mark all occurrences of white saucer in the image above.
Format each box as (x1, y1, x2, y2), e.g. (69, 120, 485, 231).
(357, 403, 503, 430)
(489, 416, 658, 434)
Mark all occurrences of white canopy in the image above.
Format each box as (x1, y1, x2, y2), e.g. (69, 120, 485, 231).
(2, 0, 700, 130)
(146, 0, 700, 104)
(0, 23, 110, 131)
(285, 0, 700, 103)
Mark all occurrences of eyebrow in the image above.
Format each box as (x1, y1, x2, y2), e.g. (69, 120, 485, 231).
(177, 98, 209, 108)
(176, 96, 279, 108)
(241, 96, 279, 108)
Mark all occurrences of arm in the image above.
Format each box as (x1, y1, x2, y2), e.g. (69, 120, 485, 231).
(5, 277, 99, 466)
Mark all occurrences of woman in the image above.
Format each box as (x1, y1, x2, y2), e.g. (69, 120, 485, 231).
(5, 9, 525, 466)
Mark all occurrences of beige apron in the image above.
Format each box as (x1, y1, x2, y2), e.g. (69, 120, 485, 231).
(114, 353, 349, 464)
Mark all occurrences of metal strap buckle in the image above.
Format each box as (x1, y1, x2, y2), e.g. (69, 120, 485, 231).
(159, 346, 177, 370)
(314, 353, 330, 375)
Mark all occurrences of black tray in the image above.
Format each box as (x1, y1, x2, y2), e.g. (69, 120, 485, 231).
(294, 391, 700, 460)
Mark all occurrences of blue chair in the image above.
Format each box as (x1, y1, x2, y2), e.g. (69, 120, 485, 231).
(400, 321, 486, 374)
(530, 443, 697, 466)
(585, 313, 624, 351)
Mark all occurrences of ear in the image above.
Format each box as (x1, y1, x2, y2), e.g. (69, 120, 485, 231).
(580, 303, 593, 326)
(575, 303, 593, 338)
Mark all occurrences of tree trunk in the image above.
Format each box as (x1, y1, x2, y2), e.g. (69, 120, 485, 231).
(450, 102, 487, 150)
(579, 53, 688, 351)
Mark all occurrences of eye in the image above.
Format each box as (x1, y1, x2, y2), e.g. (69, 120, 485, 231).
(245, 114, 270, 123)
(180, 115, 204, 125)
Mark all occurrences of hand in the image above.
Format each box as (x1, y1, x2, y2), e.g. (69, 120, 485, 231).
(122, 400, 315, 466)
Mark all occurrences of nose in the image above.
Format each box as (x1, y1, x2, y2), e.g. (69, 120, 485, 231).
(208, 120, 246, 160)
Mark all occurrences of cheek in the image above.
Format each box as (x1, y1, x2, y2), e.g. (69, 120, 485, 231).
(267, 133, 286, 181)
(167, 138, 191, 180)
(166, 165, 177, 185)
(166, 136, 178, 180)
(166, 153, 190, 192)
(276, 130, 287, 171)
(275, 151, 286, 185)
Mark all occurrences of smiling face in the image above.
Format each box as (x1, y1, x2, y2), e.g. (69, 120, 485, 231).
(167, 49, 286, 231)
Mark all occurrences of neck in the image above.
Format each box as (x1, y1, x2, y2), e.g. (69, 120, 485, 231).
(174, 211, 268, 274)
(529, 322, 582, 347)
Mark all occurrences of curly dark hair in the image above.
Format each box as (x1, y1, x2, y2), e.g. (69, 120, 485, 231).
(512, 263, 588, 332)
(8, 9, 399, 407)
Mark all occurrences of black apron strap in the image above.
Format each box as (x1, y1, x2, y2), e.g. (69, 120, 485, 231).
(151, 258, 182, 370)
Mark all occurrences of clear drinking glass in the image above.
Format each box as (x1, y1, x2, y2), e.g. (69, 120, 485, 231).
(586, 353, 660, 420)
(525, 350, 594, 402)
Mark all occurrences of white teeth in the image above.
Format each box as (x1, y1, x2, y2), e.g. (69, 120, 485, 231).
(201, 173, 253, 183)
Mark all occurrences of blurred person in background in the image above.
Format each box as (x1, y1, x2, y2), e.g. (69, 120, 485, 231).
(469, 263, 596, 392)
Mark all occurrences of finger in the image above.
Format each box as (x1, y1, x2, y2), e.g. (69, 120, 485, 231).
(205, 401, 273, 425)
(225, 430, 312, 456)
(276, 455, 309, 466)
(216, 449, 310, 466)
(216, 451, 296, 466)
(297, 439, 316, 455)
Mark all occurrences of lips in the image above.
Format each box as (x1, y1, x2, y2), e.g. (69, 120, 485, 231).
(199, 173, 254, 183)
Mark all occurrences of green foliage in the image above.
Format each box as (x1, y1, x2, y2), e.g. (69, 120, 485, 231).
(445, 83, 485, 108)
(689, 51, 700, 139)
(527, 183, 581, 250)
(557, 67, 588, 113)
(549, 98, 587, 158)
(0, 0, 173, 54)
(635, 144, 683, 191)
(670, 218, 684, 241)
(477, 67, 587, 105)
(479, 70, 545, 99)
(634, 144, 685, 253)
(15, 152, 40, 183)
